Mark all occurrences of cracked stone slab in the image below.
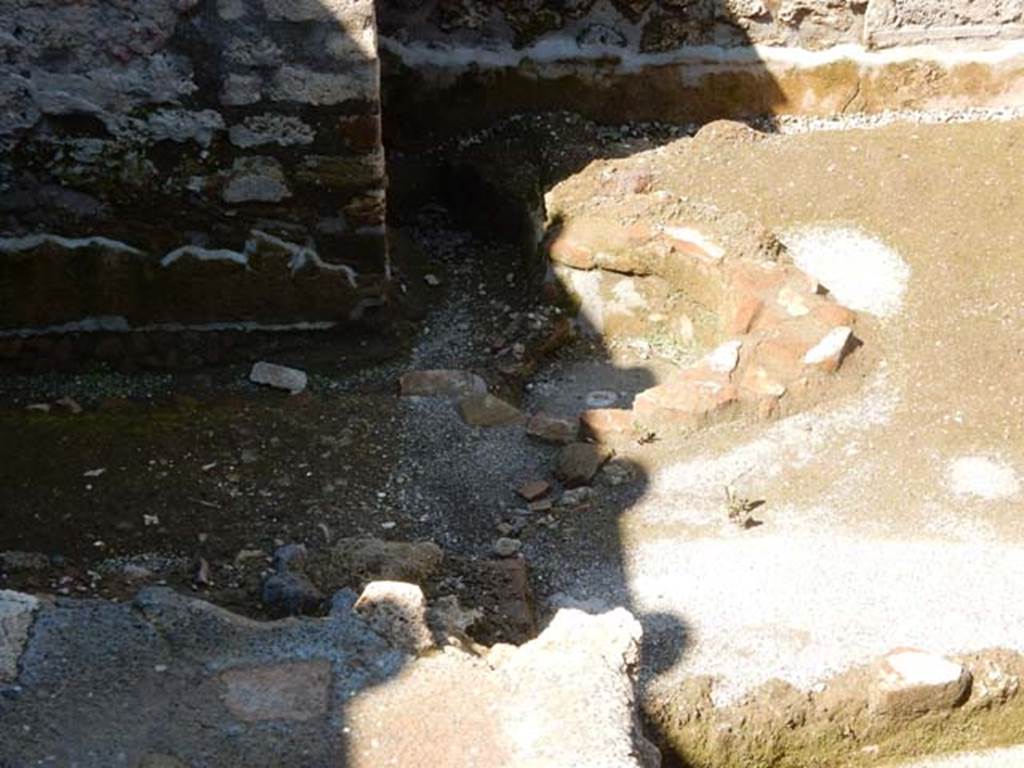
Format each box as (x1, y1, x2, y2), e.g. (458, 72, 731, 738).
(220, 660, 331, 722)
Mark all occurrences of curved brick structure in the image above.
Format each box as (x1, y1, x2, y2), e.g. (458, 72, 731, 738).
(544, 129, 861, 437)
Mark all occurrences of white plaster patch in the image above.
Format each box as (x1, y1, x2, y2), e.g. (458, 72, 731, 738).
(610, 278, 647, 310)
(804, 326, 853, 365)
(563, 269, 606, 334)
(161, 245, 248, 268)
(948, 456, 1021, 500)
(0, 234, 142, 256)
(781, 226, 910, 318)
(380, 35, 1024, 74)
(659, 225, 725, 261)
(883, 650, 965, 687)
(249, 230, 358, 287)
(706, 340, 742, 374)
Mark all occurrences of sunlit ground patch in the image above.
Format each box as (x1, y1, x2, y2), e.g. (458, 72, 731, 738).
(782, 226, 910, 318)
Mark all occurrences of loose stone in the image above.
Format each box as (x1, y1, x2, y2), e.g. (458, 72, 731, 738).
(526, 412, 580, 444)
(399, 369, 487, 398)
(353, 581, 434, 653)
(517, 480, 551, 501)
(249, 362, 308, 394)
(493, 538, 522, 558)
(556, 443, 613, 487)
(0, 590, 39, 683)
(868, 649, 973, 720)
(558, 487, 595, 508)
(456, 393, 522, 427)
(260, 572, 323, 618)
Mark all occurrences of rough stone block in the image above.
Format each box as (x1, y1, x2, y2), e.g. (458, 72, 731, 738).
(222, 157, 292, 204)
(865, 0, 1024, 47)
(580, 409, 635, 443)
(456, 393, 522, 427)
(220, 74, 263, 106)
(0, 590, 40, 683)
(249, 362, 308, 394)
(633, 377, 740, 431)
(868, 649, 972, 719)
(555, 442, 613, 487)
(268, 64, 378, 106)
(526, 412, 579, 444)
(353, 581, 434, 654)
(229, 115, 315, 148)
(399, 369, 487, 398)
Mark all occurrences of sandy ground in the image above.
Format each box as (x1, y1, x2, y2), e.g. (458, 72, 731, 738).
(893, 745, 1024, 767)
(532, 119, 1024, 706)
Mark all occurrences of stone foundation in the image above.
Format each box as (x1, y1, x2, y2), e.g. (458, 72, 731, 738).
(380, 0, 1024, 147)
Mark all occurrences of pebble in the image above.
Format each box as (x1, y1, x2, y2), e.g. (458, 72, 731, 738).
(585, 390, 618, 408)
(193, 558, 211, 587)
(516, 480, 550, 501)
(122, 564, 154, 581)
(526, 412, 579, 445)
(601, 459, 637, 486)
(272, 543, 307, 573)
(260, 571, 323, 618)
(558, 487, 594, 508)
(493, 538, 522, 558)
(234, 549, 265, 564)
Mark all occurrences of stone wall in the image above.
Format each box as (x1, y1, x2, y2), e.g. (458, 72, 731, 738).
(382, 0, 1024, 52)
(381, 0, 872, 51)
(4, 1, 1024, 337)
(380, 0, 1024, 145)
(0, 0, 388, 335)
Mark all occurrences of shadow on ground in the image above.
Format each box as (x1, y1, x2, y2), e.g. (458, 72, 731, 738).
(0, 1, 794, 765)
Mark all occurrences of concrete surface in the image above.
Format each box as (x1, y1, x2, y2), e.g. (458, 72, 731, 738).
(0, 588, 653, 767)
